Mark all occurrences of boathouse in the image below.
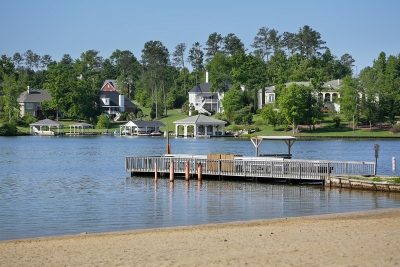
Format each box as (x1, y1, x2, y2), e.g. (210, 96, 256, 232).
(174, 115, 226, 137)
(68, 122, 94, 135)
(30, 119, 62, 135)
(120, 120, 165, 135)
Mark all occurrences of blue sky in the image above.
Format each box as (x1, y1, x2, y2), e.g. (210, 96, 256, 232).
(1, 0, 399, 72)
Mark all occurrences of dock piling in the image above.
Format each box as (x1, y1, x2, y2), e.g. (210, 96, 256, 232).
(154, 161, 158, 181)
(197, 162, 203, 181)
(185, 160, 190, 181)
(170, 160, 175, 182)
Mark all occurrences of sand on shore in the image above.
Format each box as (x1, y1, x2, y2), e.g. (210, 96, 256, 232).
(1, 208, 400, 267)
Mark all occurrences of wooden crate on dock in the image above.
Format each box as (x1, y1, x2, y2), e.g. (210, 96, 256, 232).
(221, 154, 235, 172)
(207, 154, 221, 172)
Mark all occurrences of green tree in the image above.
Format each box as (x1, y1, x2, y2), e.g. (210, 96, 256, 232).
(207, 52, 232, 92)
(339, 76, 359, 122)
(296, 25, 326, 58)
(96, 114, 109, 129)
(277, 84, 314, 130)
(261, 104, 281, 128)
(188, 42, 204, 83)
(2, 74, 24, 123)
(223, 33, 244, 56)
(252, 27, 280, 61)
(172, 43, 186, 69)
(205, 32, 223, 61)
(221, 84, 243, 122)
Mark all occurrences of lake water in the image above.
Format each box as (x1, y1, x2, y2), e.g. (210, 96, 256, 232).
(0, 136, 400, 240)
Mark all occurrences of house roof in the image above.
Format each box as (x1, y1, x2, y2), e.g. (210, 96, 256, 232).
(30, 118, 61, 127)
(131, 120, 165, 128)
(18, 89, 52, 103)
(189, 82, 211, 93)
(189, 82, 230, 93)
(174, 114, 227, 125)
(99, 91, 136, 110)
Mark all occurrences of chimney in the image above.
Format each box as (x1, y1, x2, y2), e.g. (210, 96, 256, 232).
(119, 95, 125, 112)
(206, 71, 209, 83)
(27, 85, 30, 94)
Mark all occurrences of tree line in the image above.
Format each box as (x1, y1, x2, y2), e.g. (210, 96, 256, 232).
(2, 25, 396, 131)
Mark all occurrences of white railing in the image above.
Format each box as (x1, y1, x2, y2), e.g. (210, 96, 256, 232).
(125, 156, 376, 180)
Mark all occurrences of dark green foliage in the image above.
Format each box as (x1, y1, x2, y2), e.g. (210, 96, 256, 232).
(96, 114, 109, 129)
(17, 114, 37, 127)
(261, 104, 281, 128)
(333, 116, 341, 128)
(234, 106, 253, 125)
(0, 122, 18, 136)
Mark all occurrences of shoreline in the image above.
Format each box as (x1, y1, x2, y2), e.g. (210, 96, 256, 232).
(1, 208, 400, 266)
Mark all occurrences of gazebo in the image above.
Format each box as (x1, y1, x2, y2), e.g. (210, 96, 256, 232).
(30, 119, 62, 136)
(174, 115, 226, 137)
(120, 121, 136, 136)
(69, 122, 93, 135)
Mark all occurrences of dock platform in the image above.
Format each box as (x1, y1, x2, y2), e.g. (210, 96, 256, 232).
(125, 154, 376, 183)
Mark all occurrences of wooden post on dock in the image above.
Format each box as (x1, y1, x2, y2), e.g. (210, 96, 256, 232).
(154, 161, 158, 181)
(197, 162, 203, 181)
(185, 160, 190, 181)
(170, 160, 175, 182)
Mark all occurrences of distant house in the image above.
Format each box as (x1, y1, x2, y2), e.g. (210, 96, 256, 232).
(99, 80, 136, 120)
(188, 72, 227, 115)
(17, 86, 52, 117)
(257, 79, 342, 112)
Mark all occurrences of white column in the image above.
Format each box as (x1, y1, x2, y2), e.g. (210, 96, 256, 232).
(183, 125, 188, 137)
(193, 125, 197, 136)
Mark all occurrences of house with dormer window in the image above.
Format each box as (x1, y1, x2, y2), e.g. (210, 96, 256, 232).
(99, 80, 137, 120)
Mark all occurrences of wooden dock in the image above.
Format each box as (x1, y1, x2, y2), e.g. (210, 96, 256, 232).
(125, 154, 376, 182)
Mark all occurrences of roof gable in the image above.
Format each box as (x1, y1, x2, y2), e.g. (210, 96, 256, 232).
(101, 80, 117, 92)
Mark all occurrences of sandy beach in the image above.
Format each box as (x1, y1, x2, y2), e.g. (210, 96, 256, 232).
(1, 208, 400, 266)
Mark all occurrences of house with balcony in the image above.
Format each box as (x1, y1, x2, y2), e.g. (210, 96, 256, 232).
(100, 80, 136, 120)
(18, 86, 52, 117)
(257, 79, 342, 112)
(188, 73, 228, 115)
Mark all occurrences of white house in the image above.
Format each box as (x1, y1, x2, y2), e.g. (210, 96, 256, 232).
(99, 80, 136, 120)
(258, 79, 342, 112)
(188, 72, 227, 115)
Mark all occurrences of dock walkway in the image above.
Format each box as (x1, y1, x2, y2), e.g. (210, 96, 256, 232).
(125, 155, 376, 182)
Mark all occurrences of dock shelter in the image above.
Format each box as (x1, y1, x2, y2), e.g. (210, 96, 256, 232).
(68, 122, 93, 135)
(30, 119, 62, 135)
(120, 120, 165, 135)
(174, 115, 226, 137)
(251, 136, 296, 158)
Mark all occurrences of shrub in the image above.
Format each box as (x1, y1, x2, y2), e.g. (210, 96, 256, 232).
(393, 177, 400, 183)
(0, 123, 18, 136)
(96, 114, 110, 129)
(390, 123, 400, 133)
(333, 116, 341, 128)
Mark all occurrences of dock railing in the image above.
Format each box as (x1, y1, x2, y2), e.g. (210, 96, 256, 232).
(125, 156, 376, 180)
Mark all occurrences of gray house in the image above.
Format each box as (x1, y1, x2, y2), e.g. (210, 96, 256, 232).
(18, 87, 52, 117)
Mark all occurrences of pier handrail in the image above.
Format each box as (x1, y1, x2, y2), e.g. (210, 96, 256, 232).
(125, 156, 376, 180)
